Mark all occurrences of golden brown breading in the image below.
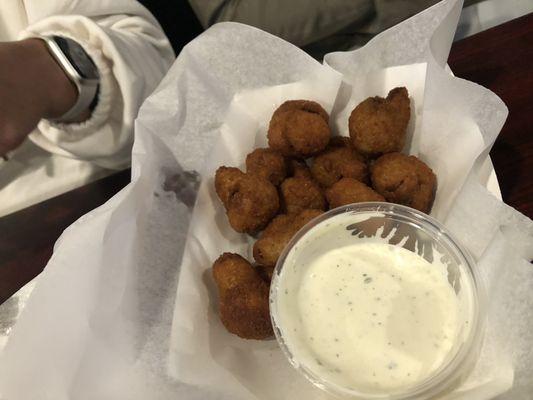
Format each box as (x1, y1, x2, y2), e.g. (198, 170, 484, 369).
(215, 166, 279, 234)
(311, 137, 368, 187)
(212, 253, 273, 340)
(245, 148, 287, 186)
(326, 178, 385, 209)
(268, 100, 331, 158)
(288, 159, 312, 179)
(370, 152, 436, 214)
(329, 136, 352, 147)
(214, 166, 244, 208)
(219, 283, 272, 340)
(253, 209, 323, 266)
(280, 177, 327, 214)
(349, 87, 410, 157)
(256, 264, 275, 283)
(213, 252, 259, 296)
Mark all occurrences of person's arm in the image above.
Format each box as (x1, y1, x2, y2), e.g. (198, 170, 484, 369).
(188, 0, 375, 47)
(0, 38, 78, 155)
(0, 1, 174, 169)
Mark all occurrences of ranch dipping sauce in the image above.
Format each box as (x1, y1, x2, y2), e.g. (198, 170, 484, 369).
(281, 243, 460, 392)
(271, 206, 480, 398)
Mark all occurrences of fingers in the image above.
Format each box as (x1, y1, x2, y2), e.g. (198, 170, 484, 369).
(0, 130, 26, 156)
(0, 113, 37, 156)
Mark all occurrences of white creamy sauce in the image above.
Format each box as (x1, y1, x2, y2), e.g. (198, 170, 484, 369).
(276, 242, 462, 393)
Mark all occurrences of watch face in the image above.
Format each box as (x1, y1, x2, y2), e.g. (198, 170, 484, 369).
(53, 36, 99, 80)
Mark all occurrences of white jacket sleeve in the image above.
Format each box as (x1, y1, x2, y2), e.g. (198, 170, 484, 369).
(18, 1, 175, 170)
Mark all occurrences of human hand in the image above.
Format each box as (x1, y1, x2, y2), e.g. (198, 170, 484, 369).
(0, 39, 78, 155)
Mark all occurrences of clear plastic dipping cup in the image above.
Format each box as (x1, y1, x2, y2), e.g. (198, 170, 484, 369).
(270, 202, 485, 400)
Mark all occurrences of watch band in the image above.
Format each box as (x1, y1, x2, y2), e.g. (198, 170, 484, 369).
(37, 35, 100, 123)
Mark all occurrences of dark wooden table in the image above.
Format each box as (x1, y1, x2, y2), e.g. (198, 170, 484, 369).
(0, 14, 532, 305)
(0, 170, 131, 304)
(448, 13, 533, 219)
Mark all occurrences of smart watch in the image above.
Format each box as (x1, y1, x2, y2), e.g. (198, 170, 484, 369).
(37, 35, 100, 123)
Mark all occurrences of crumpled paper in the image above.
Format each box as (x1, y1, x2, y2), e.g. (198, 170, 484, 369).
(1, 0, 532, 399)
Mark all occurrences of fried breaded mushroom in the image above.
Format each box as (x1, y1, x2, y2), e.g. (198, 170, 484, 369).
(326, 178, 385, 209)
(245, 148, 287, 186)
(215, 167, 279, 234)
(212, 252, 258, 296)
(370, 152, 436, 214)
(311, 137, 368, 187)
(212, 253, 273, 339)
(253, 209, 323, 267)
(256, 264, 275, 283)
(327, 136, 357, 151)
(268, 100, 331, 158)
(280, 177, 327, 214)
(288, 159, 312, 179)
(214, 166, 243, 207)
(349, 87, 411, 157)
